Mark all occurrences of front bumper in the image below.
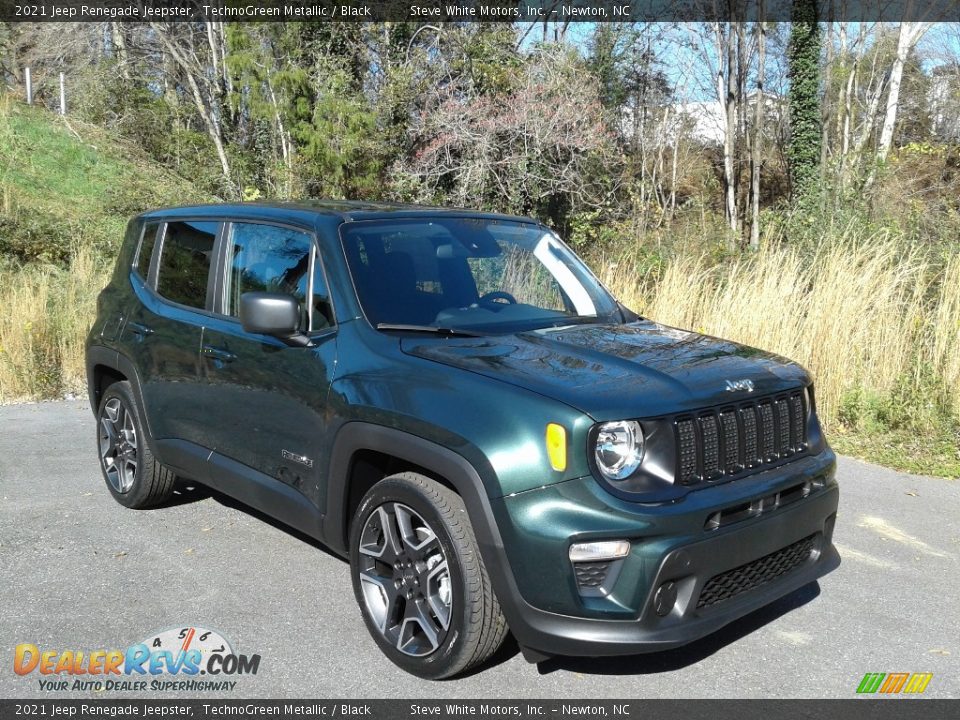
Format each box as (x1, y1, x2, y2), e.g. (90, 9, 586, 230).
(483, 449, 840, 657)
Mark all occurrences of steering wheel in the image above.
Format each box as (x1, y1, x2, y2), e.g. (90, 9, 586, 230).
(477, 291, 517, 307)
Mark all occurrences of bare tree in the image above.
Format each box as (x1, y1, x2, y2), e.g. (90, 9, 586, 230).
(832, 22, 873, 178)
(150, 22, 234, 193)
(11, 23, 106, 105)
(398, 49, 617, 215)
(109, 23, 129, 80)
(696, 13, 756, 247)
(715, 20, 740, 237)
(876, 19, 931, 162)
(850, 26, 892, 160)
(749, 9, 767, 251)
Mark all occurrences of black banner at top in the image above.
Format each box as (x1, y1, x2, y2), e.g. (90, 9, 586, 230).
(0, 0, 957, 23)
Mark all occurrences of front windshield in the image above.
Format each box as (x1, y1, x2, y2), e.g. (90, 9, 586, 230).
(340, 218, 620, 333)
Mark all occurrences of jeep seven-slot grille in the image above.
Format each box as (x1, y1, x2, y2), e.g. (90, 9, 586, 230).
(696, 534, 816, 608)
(675, 391, 807, 486)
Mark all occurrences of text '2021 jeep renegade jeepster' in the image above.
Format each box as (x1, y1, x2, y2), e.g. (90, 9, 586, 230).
(86, 202, 840, 679)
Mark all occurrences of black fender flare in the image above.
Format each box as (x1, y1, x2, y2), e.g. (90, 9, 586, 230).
(85, 345, 154, 439)
(324, 422, 502, 554)
(323, 422, 540, 643)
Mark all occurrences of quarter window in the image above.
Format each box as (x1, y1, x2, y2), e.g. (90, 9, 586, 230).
(156, 221, 219, 309)
(135, 222, 160, 279)
(224, 223, 333, 332)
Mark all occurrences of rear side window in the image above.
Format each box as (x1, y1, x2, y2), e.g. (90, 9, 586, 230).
(156, 221, 219, 309)
(135, 222, 159, 279)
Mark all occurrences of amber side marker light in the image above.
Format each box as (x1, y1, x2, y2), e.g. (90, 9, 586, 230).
(545, 423, 567, 472)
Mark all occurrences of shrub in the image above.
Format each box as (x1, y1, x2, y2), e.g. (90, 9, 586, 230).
(0, 212, 75, 265)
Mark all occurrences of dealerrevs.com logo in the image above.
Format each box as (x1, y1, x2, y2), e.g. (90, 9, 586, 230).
(14, 626, 260, 692)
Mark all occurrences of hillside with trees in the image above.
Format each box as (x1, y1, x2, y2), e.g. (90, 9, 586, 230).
(1, 19, 958, 476)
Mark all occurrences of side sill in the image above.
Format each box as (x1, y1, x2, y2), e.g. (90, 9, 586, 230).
(154, 439, 326, 544)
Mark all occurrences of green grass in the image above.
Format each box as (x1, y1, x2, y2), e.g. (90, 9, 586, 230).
(0, 96, 213, 264)
(832, 430, 960, 479)
(0, 95, 213, 401)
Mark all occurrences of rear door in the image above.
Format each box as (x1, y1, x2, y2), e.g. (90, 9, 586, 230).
(198, 220, 337, 506)
(121, 219, 221, 445)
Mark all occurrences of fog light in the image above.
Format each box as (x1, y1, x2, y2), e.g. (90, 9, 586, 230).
(569, 540, 630, 562)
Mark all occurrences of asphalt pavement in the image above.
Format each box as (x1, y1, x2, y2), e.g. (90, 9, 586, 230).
(1, 400, 957, 699)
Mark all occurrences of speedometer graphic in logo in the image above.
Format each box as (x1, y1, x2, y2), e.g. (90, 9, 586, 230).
(140, 626, 233, 668)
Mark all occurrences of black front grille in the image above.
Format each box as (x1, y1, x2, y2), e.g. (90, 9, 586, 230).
(574, 561, 612, 589)
(696, 534, 816, 609)
(675, 390, 808, 486)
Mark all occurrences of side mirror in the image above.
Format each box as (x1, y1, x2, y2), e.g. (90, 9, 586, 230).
(239, 292, 311, 347)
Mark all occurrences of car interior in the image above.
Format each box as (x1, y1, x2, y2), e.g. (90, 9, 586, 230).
(342, 221, 596, 329)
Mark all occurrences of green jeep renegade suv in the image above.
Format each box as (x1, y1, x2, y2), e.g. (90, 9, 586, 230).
(86, 202, 839, 679)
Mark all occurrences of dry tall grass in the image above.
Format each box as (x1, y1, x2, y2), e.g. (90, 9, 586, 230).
(601, 233, 960, 430)
(931, 254, 960, 420)
(0, 247, 104, 402)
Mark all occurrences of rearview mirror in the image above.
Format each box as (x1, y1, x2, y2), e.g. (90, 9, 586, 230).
(239, 292, 311, 347)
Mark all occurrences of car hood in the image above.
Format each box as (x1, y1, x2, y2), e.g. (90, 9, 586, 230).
(401, 321, 810, 421)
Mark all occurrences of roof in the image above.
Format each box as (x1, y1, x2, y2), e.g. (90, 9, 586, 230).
(139, 200, 539, 225)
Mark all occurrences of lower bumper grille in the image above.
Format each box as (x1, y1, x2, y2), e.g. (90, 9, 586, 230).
(574, 561, 612, 590)
(696, 534, 816, 609)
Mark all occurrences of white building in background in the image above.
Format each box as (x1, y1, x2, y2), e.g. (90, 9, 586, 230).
(621, 91, 786, 148)
(667, 100, 727, 144)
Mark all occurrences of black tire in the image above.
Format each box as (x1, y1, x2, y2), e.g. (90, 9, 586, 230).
(349, 472, 508, 679)
(96, 381, 176, 509)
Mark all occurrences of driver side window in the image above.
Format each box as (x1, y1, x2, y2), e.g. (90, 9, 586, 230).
(224, 222, 333, 333)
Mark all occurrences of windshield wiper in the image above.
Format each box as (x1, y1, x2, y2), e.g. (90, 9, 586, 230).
(546, 316, 604, 328)
(376, 323, 484, 337)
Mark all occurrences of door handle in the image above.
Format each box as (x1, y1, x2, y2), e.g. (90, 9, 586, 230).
(128, 322, 154, 338)
(202, 345, 237, 363)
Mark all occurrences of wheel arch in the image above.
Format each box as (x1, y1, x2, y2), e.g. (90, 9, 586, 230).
(325, 423, 500, 557)
(325, 422, 540, 649)
(91, 364, 126, 408)
(85, 346, 153, 438)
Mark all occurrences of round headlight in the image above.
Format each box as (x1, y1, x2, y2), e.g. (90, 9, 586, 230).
(594, 420, 644, 480)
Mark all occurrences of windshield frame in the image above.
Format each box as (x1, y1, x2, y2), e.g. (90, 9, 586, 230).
(338, 216, 623, 335)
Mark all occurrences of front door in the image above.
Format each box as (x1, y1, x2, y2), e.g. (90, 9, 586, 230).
(198, 220, 337, 508)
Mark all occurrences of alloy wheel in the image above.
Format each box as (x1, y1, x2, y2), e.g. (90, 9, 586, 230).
(99, 397, 138, 494)
(357, 502, 453, 657)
